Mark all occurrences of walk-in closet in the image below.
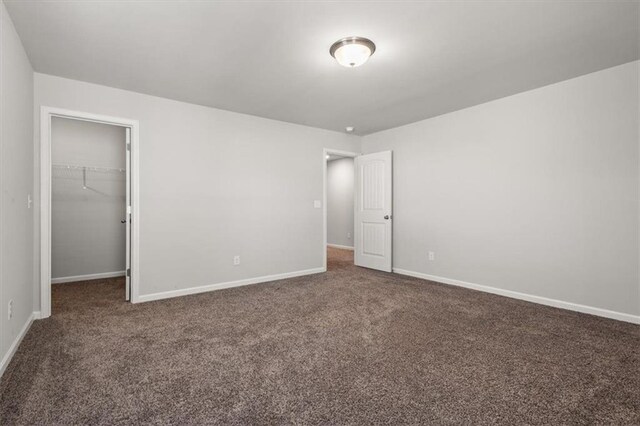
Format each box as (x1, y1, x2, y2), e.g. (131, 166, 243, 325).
(51, 117, 127, 290)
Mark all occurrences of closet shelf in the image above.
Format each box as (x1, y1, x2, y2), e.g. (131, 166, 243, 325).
(52, 164, 125, 173)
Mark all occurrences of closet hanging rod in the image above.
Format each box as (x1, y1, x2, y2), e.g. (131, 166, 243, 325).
(52, 164, 125, 173)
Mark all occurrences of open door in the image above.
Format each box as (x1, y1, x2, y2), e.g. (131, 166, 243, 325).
(354, 151, 392, 272)
(125, 127, 132, 301)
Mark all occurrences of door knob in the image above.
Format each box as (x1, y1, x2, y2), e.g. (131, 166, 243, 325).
(384, 215, 390, 220)
(121, 219, 126, 223)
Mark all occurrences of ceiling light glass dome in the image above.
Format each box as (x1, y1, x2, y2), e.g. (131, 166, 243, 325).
(330, 37, 376, 68)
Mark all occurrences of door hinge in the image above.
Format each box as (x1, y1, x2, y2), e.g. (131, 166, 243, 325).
(126, 268, 131, 277)
(126, 142, 131, 151)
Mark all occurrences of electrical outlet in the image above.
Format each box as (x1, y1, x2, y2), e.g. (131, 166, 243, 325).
(428, 251, 435, 261)
(347, 232, 351, 239)
(233, 255, 240, 266)
(27, 194, 33, 209)
(8, 300, 13, 320)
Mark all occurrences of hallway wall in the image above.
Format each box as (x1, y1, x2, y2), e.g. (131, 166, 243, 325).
(327, 157, 354, 248)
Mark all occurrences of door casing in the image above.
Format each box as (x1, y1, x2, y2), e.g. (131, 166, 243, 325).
(39, 106, 140, 317)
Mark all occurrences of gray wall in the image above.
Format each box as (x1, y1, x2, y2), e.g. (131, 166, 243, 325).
(0, 1, 34, 369)
(327, 157, 354, 248)
(34, 73, 361, 304)
(51, 117, 126, 280)
(362, 61, 640, 317)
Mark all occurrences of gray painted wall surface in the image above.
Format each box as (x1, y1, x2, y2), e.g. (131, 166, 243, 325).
(0, 1, 34, 369)
(363, 61, 640, 316)
(327, 157, 354, 248)
(34, 73, 361, 305)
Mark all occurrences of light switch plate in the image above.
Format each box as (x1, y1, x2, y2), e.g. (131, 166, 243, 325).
(313, 200, 322, 208)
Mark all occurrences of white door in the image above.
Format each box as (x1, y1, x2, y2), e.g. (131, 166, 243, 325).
(354, 151, 392, 272)
(125, 127, 132, 301)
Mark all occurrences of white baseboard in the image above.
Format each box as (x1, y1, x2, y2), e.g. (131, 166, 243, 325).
(393, 268, 640, 325)
(327, 244, 354, 251)
(51, 271, 125, 284)
(0, 311, 37, 378)
(136, 267, 326, 303)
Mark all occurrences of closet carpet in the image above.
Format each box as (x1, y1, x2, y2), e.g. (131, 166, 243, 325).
(1, 248, 639, 424)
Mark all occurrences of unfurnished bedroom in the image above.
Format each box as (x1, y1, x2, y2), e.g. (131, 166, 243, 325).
(0, 1, 638, 424)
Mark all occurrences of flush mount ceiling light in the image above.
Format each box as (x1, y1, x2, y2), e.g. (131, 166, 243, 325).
(345, 126, 355, 133)
(330, 36, 376, 68)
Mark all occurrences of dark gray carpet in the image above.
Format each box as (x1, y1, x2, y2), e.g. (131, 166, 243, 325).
(1, 247, 639, 424)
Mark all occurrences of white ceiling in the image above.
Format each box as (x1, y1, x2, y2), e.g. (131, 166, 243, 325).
(6, 1, 638, 135)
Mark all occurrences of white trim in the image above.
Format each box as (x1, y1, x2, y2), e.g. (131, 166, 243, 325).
(327, 243, 354, 251)
(0, 312, 36, 378)
(137, 267, 325, 303)
(40, 106, 141, 318)
(51, 271, 126, 284)
(393, 268, 640, 325)
(323, 148, 359, 270)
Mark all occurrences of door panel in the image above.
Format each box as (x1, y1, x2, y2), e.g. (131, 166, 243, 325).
(354, 151, 392, 272)
(362, 222, 385, 256)
(362, 161, 385, 209)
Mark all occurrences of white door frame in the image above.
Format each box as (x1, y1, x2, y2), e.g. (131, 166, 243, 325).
(39, 106, 141, 317)
(322, 148, 360, 270)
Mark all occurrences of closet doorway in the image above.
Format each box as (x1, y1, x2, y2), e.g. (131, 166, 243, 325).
(40, 108, 139, 318)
